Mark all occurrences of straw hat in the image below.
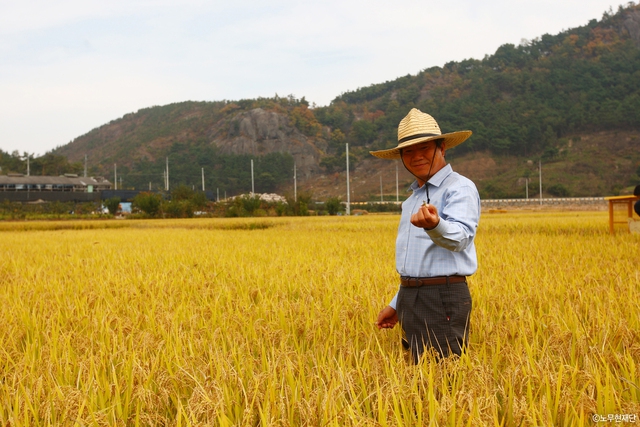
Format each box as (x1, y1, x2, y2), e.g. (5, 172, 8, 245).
(369, 108, 472, 159)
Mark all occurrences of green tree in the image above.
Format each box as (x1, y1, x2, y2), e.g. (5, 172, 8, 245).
(104, 197, 121, 215)
(163, 200, 192, 218)
(191, 191, 207, 211)
(286, 191, 313, 216)
(330, 129, 346, 144)
(319, 151, 358, 173)
(547, 184, 570, 197)
(325, 197, 343, 215)
(258, 172, 276, 193)
(133, 192, 163, 217)
(349, 120, 377, 145)
(171, 185, 195, 201)
(241, 195, 262, 214)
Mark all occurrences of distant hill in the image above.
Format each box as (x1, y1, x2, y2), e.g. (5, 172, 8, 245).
(45, 3, 640, 199)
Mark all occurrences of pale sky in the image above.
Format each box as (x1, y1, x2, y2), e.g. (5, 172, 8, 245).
(0, 0, 625, 156)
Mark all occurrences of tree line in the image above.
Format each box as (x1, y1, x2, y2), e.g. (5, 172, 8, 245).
(0, 150, 84, 176)
(317, 4, 640, 160)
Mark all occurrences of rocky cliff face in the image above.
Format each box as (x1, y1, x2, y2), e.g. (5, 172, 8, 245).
(210, 108, 326, 179)
(623, 9, 640, 47)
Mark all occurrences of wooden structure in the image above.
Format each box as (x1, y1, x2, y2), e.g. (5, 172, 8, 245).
(604, 195, 640, 234)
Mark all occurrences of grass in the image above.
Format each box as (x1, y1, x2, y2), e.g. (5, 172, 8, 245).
(0, 212, 638, 425)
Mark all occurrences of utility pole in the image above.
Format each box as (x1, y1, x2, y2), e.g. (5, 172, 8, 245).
(294, 162, 297, 202)
(346, 143, 350, 215)
(217, 188, 219, 202)
(539, 160, 542, 205)
(201, 168, 205, 191)
(380, 174, 383, 202)
(84, 154, 87, 178)
(251, 159, 255, 196)
(166, 157, 169, 192)
(114, 164, 117, 190)
(26, 154, 30, 176)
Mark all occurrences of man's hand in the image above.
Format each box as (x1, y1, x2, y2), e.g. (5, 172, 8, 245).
(411, 203, 440, 230)
(376, 306, 398, 329)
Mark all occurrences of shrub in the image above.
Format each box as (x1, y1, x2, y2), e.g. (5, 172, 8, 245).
(325, 197, 343, 215)
(547, 184, 570, 197)
(104, 197, 121, 215)
(133, 192, 163, 217)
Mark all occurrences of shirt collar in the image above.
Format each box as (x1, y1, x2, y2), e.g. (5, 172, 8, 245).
(410, 164, 452, 191)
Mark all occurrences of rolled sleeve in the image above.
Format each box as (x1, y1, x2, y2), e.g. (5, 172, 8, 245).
(389, 290, 399, 310)
(425, 184, 479, 252)
(395, 164, 479, 285)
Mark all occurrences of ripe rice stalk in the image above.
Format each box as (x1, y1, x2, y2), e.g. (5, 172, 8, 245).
(0, 212, 637, 425)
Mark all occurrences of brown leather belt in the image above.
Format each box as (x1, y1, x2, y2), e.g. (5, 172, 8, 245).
(400, 275, 466, 287)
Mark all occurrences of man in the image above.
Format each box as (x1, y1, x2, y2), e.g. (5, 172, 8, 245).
(371, 108, 480, 363)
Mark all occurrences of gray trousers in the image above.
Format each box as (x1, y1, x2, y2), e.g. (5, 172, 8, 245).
(397, 282, 472, 363)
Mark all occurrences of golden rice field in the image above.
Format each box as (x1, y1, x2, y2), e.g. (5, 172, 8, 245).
(0, 212, 638, 426)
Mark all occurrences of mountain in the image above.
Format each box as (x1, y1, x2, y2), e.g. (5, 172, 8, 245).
(53, 97, 325, 195)
(50, 4, 640, 199)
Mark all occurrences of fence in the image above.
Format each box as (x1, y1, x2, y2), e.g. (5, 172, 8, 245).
(481, 197, 607, 210)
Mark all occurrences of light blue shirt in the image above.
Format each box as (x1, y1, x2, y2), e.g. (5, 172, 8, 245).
(389, 164, 480, 310)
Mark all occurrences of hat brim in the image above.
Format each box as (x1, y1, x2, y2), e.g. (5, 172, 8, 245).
(369, 130, 472, 159)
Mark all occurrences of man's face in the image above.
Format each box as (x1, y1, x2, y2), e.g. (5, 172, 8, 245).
(401, 140, 446, 184)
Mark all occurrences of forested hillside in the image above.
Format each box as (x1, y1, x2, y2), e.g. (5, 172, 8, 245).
(7, 3, 638, 199)
(317, 4, 640, 155)
(308, 3, 640, 198)
(52, 97, 315, 195)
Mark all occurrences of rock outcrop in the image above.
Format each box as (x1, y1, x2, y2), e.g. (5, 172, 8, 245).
(210, 108, 325, 180)
(623, 10, 640, 47)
